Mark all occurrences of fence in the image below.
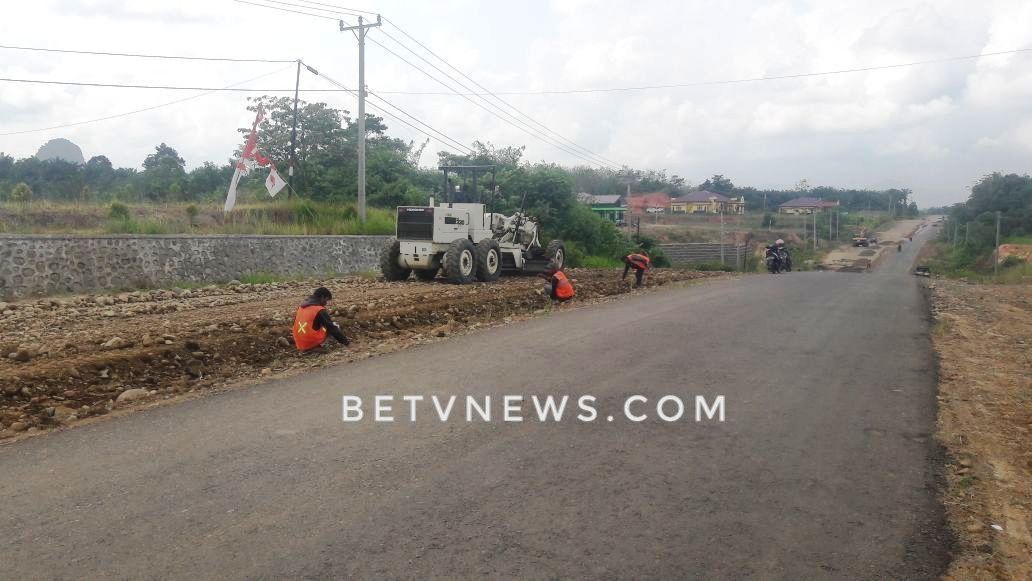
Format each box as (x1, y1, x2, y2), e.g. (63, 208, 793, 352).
(659, 243, 749, 269)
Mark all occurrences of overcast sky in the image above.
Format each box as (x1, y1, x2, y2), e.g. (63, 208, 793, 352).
(2, 0, 1031, 206)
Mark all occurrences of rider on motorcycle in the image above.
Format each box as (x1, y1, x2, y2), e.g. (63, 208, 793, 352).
(765, 239, 792, 272)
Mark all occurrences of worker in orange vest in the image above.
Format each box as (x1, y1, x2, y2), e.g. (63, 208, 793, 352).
(622, 251, 651, 287)
(539, 260, 575, 303)
(291, 287, 350, 352)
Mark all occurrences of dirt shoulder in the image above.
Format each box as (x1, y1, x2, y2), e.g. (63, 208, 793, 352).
(929, 278, 1032, 579)
(0, 268, 728, 443)
(822, 218, 926, 271)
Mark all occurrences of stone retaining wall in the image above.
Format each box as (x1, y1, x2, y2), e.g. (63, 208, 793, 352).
(0, 235, 390, 297)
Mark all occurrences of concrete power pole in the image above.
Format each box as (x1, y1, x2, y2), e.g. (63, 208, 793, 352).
(813, 211, 817, 250)
(340, 15, 382, 222)
(288, 59, 301, 199)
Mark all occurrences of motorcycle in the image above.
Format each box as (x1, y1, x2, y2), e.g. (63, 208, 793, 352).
(765, 246, 783, 273)
(779, 248, 792, 272)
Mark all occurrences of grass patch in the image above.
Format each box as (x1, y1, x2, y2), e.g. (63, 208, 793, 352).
(580, 255, 623, 268)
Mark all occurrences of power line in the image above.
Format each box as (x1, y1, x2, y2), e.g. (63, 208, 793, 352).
(381, 15, 624, 168)
(375, 47, 1032, 95)
(0, 77, 303, 91)
(0, 43, 295, 63)
(293, 0, 378, 15)
(0, 66, 292, 137)
(368, 25, 619, 169)
(302, 62, 473, 155)
(292, 0, 618, 167)
(256, 0, 620, 169)
(6, 44, 1029, 97)
(232, 0, 339, 20)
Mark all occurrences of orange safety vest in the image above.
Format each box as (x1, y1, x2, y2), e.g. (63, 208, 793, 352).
(627, 254, 651, 270)
(292, 304, 328, 352)
(552, 271, 575, 300)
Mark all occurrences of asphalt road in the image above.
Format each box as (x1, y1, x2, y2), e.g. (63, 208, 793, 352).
(0, 224, 948, 579)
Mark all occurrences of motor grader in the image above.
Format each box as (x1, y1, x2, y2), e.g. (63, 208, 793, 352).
(380, 165, 566, 284)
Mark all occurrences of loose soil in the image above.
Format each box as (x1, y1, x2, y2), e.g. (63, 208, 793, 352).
(930, 279, 1032, 580)
(0, 269, 726, 442)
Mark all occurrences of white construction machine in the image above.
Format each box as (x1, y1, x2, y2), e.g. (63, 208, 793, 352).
(380, 165, 566, 284)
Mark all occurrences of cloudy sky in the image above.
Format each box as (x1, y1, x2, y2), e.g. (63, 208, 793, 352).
(2, 0, 1031, 206)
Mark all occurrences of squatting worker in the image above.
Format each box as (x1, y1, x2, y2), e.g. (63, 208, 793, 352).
(622, 251, 651, 287)
(539, 260, 575, 302)
(292, 287, 350, 352)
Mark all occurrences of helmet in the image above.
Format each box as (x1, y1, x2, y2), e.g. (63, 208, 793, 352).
(775, 239, 785, 246)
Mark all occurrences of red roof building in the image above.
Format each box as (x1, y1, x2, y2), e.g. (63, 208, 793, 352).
(626, 192, 671, 214)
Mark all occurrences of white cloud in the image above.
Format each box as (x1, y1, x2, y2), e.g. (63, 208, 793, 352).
(1, 0, 1031, 205)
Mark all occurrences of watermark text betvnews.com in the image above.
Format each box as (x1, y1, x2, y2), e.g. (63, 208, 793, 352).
(341, 394, 725, 423)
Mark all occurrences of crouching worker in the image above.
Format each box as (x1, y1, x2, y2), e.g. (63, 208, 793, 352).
(292, 287, 350, 352)
(622, 251, 651, 287)
(539, 261, 575, 303)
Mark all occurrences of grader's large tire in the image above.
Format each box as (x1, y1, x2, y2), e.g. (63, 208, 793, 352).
(380, 239, 411, 281)
(443, 239, 476, 284)
(414, 268, 438, 281)
(544, 240, 566, 270)
(475, 239, 501, 282)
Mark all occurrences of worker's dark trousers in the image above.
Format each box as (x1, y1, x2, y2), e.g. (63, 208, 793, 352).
(623, 264, 645, 286)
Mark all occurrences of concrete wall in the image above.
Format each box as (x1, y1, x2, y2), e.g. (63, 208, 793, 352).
(660, 243, 747, 268)
(0, 235, 390, 297)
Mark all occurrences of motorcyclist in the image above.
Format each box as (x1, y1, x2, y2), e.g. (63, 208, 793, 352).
(766, 239, 791, 272)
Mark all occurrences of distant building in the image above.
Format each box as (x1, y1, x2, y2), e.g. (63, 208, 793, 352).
(778, 197, 840, 215)
(576, 193, 626, 223)
(671, 190, 745, 215)
(626, 192, 671, 214)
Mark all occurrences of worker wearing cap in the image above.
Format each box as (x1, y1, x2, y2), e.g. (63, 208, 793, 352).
(539, 260, 575, 303)
(622, 251, 651, 287)
(292, 287, 350, 352)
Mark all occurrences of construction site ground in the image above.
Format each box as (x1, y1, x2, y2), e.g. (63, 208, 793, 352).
(822, 218, 928, 271)
(930, 278, 1032, 580)
(0, 268, 726, 442)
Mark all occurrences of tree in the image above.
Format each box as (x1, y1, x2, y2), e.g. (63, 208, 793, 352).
(140, 143, 187, 201)
(701, 174, 734, 193)
(84, 155, 115, 193)
(10, 182, 33, 203)
(187, 162, 233, 200)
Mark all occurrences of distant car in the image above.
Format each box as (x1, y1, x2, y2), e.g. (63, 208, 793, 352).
(914, 266, 930, 277)
(646, 207, 665, 214)
(853, 237, 870, 247)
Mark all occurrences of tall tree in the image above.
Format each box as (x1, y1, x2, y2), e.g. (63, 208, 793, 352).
(140, 143, 187, 201)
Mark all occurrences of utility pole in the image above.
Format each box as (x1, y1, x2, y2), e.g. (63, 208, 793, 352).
(720, 207, 726, 265)
(813, 211, 817, 250)
(340, 15, 382, 222)
(994, 211, 1001, 276)
(288, 59, 301, 199)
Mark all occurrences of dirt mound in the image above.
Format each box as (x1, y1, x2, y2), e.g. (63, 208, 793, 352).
(0, 269, 725, 440)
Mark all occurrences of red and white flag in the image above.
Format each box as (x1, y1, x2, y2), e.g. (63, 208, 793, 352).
(225, 104, 272, 212)
(265, 167, 287, 197)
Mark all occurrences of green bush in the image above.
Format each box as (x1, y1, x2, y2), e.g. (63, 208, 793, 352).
(579, 255, 623, 268)
(109, 202, 131, 221)
(185, 204, 199, 225)
(10, 182, 32, 204)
